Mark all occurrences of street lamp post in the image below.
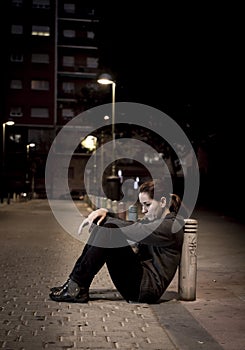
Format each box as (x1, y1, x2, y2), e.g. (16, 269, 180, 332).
(26, 143, 36, 199)
(97, 73, 116, 176)
(1, 121, 15, 203)
(97, 73, 120, 200)
(2, 121, 15, 167)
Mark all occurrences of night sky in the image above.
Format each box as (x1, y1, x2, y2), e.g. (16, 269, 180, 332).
(96, 4, 241, 137)
(96, 3, 243, 216)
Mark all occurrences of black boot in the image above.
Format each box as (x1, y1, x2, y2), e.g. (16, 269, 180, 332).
(50, 278, 70, 293)
(49, 279, 89, 303)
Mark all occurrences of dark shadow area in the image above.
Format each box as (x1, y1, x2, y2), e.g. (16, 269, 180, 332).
(159, 291, 181, 303)
(88, 288, 180, 303)
(89, 288, 124, 301)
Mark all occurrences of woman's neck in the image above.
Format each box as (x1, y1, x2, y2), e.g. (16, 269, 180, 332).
(161, 208, 170, 218)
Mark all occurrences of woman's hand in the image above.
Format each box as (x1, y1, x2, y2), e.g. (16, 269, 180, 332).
(78, 208, 108, 235)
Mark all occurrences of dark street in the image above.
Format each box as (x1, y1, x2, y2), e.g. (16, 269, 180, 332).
(0, 199, 244, 349)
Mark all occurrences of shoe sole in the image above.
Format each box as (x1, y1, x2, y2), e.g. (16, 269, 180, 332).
(49, 293, 89, 303)
(50, 286, 63, 292)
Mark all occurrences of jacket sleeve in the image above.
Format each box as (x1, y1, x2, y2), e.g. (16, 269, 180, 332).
(104, 215, 184, 246)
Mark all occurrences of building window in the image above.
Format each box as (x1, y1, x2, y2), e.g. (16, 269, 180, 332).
(10, 106, 23, 117)
(88, 8, 95, 16)
(32, 25, 50, 36)
(31, 53, 49, 63)
(87, 31, 95, 39)
(12, 0, 23, 7)
(10, 80, 23, 89)
(9, 133, 22, 144)
(31, 107, 49, 118)
(64, 3, 75, 14)
(11, 25, 23, 35)
(10, 53, 24, 62)
(32, 0, 50, 9)
(62, 82, 74, 93)
(63, 56, 75, 67)
(86, 57, 98, 68)
(62, 108, 74, 118)
(63, 29, 75, 38)
(31, 80, 49, 90)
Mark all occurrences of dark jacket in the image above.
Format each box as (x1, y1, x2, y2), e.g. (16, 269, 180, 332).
(107, 212, 184, 303)
(137, 213, 184, 302)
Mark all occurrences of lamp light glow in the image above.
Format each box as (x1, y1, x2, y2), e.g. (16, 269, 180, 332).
(97, 73, 114, 85)
(5, 121, 15, 126)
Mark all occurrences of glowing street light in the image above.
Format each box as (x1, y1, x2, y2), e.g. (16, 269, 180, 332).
(26, 142, 36, 157)
(81, 135, 97, 152)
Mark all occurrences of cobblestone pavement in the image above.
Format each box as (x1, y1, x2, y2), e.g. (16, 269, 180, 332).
(0, 200, 178, 350)
(1, 199, 244, 350)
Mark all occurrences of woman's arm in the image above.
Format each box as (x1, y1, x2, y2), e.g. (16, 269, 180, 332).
(119, 215, 184, 246)
(78, 208, 108, 234)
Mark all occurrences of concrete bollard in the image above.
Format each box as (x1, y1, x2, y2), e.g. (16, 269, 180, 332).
(127, 204, 138, 249)
(117, 202, 126, 220)
(89, 194, 95, 209)
(128, 204, 138, 221)
(94, 196, 99, 209)
(106, 198, 112, 210)
(101, 197, 107, 208)
(178, 218, 198, 301)
(111, 200, 118, 214)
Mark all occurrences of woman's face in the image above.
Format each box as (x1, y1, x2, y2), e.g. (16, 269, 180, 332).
(139, 192, 165, 221)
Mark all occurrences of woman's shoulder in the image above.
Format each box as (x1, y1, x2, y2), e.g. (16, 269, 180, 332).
(164, 213, 185, 232)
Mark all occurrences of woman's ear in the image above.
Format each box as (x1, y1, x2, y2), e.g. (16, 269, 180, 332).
(160, 196, 167, 208)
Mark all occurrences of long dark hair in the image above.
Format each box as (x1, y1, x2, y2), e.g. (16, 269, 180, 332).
(139, 179, 182, 214)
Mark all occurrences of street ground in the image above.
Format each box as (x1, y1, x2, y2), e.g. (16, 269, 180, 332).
(0, 199, 244, 349)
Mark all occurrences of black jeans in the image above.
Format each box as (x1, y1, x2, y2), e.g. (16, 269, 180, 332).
(69, 220, 143, 302)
